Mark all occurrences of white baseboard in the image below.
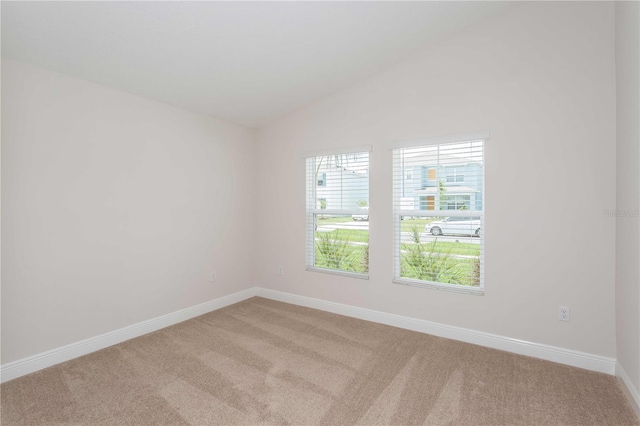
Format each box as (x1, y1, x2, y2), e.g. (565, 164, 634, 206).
(0, 287, 259, 383)
(616, 361, 640, 418)
(255, 288, 617, 375)
(1, 286, 619, 384)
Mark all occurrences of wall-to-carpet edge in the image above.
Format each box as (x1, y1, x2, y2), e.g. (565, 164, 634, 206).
(1, 287, 620, 385)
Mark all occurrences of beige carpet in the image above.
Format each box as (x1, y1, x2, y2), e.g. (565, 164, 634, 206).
(1, 297, 638, 425)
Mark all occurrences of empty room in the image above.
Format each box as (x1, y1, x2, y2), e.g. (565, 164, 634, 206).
(1, 1, 639, 425)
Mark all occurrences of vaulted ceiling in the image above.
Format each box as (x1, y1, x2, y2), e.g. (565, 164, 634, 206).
(2, 2, 511, 127)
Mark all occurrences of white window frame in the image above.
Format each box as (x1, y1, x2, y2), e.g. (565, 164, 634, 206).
(391, 134, 487, 295)
(305, 146, 371, 279)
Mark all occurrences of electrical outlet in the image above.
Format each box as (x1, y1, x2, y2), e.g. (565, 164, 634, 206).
(278, 266, 284, 276)
(211, 272, 217, 282)
(558, 306, 570, 321)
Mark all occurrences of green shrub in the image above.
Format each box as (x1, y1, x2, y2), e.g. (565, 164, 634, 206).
(315, 230, 368, 273)
(401, 227, 468, 285)
(471, 255, 480, 285)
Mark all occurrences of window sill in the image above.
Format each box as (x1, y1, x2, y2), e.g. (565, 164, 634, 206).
(393, 278, 484, 295)
(306, 267, 369, 280)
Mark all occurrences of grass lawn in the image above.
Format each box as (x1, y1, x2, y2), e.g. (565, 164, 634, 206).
(401, 255, 479, 286)
(314, 239, 368, 274)
(315, 228, 478, 256)
(401, 240, 479, 257)
(315, 228, 369, 243)
(316, 216, 368, 243)
(316, 216, 353, 223)
(313, 216, 479, 283)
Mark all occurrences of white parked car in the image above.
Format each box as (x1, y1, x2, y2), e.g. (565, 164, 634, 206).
(352, 206, 369, 221)
(425, 216, 481, 237)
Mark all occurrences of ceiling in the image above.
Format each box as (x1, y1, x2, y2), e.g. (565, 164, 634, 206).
(2, 2, 511, 128)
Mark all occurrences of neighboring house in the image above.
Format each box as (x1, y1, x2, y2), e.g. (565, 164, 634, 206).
(399, 145, 483, 212)
(315, 153, 369, 211)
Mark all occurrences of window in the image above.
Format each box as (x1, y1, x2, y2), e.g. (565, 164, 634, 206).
(393, 137, 485, 293)
(444, 194, 470, 210)
(445, 166, 464, 183)
(427, 168, 437, 181)
(306, 148, 370, 278)
(317, 172, 327, 187)
(419, 195, 435, 210)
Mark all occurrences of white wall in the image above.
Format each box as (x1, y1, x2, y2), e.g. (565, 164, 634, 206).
(1, 1, 628, 376)
(615, 0, 640, 397)
(256, 2, 617, 357)
(1, 60, 257, 363)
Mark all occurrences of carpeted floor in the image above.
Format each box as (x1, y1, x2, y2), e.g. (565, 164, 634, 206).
(1, 297, 638, 425)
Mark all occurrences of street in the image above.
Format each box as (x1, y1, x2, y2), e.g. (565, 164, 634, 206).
(316, 221, 481, 244)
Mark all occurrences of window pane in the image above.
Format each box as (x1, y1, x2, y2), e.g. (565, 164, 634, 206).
(393, 139, 484, 289)
(394, 141, 483, 213)
(314, 214, 369, 274)
(399, 214, 481, 286)
(313, 153, 369, 210)
(317, 173, 326, 187)
(306, 150, 370, 276)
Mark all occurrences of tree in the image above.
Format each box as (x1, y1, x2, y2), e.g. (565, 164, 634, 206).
(315, 156, 326, 181)
(438, 179, 448, 210)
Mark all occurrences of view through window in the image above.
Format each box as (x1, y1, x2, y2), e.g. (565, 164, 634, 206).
(393, 139, 484, 291)
(305, 150, 370, 277)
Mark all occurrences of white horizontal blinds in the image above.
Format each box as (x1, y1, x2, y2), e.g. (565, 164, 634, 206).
(305, 156, 317, 269)
(393, 139, 484, 290)
(305, 151, 369, 276)
(310, 153, 369, 214)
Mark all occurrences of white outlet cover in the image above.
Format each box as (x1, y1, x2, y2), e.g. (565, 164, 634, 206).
(558, 306, 570, 321)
